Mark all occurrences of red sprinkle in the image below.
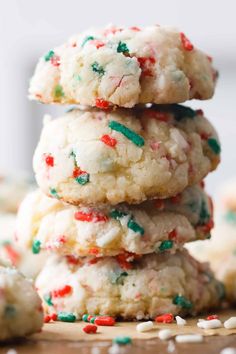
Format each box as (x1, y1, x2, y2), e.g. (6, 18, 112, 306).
(95, 98, 110, 109)
(52, 285, 72, 298)
(155, 313, 174, 323)
(88, 248, 100, 255)
(45, 154, 54, 167)
(4, 244, 20, 265)
(130, 26, 141, 31)
(66, 255, 80, 265)
(168, 229, 177, 240)
(101, 134, 117, 147)
(170, 194, 181, 204)
(83, 324, 97, 334)
(195, 109, 204, 116)
(74, 211, 108, 223)
(138, 57, 156, 77)
(146, 110, 169, 122)
(207, 314, 218, 320)
(180, 32, 194, 51)
(51, 313, 57, 321)
(94, 316, 115, 326)
(72, 167, 87, 178)
(50, 55, 60, 67)
(90, 39, 105, 49)
(44, 315, 51, 323)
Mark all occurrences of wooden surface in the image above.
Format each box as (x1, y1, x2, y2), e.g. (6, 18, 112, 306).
(1, 310, 236, 353)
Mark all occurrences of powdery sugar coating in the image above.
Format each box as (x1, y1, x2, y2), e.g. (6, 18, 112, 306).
(33, 105, 220, 205)
(16, 185, 213, 257)
(0, 266, 43, 341)
(35, 249, 224, 320)
(29, 25, 217, 108)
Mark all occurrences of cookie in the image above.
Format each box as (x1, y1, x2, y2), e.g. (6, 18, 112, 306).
(35, 249, 224, 320)
(29, 25, 217, 108)
(0, 173, 33, 213)
(0, 265, 43, 341)
(16, 185, 213, 257)
(186, 179, 236, 302)
(33, 105, 220, 205)
(0, 213, 47, 279)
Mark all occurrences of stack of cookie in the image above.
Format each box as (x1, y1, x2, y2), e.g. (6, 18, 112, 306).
(17, 25, 224, 320)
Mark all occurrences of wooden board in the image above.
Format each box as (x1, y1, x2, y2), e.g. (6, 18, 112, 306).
(1, 309, 236, 353)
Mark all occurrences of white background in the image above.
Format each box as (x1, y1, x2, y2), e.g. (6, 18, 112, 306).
(0, 0, 235, 195)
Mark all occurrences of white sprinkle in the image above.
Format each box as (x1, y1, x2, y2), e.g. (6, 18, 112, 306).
(224, 317, 236, 329)
(175, 315, 186, 326)
(167, 340, 176, 353)
(6, 350, 18, 354)
(108, 343, 122, 354)
(220, 348, 236, 354)
(136, 321, 154, 333)
(96, 227, 120, 247)
(197, 319, 222, 329)
(175, 334, 203, 343)
(158, 329, 173, 340)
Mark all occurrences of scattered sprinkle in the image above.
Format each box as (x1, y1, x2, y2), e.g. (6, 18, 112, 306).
(136, 321, 153, 333)
(44, 50, 55, 61)
(50, 187, 60, 199)
(155, 313, 174, 324)
(110, 209, 128, 219)
(207, 138, 221, 154)
(95, 98, 110, 109)
(197, 318, 222, 329)
(52, 285, 72, 298)
(113, 336, 132, 345)
(45, 154, 54, 167)
(54, 84, 64, 98)
(43, 293, 53, 306)
(175, 315, 186, 326)
(32, 240, 41, 254)
(224, 317, 236, 329)
(83, 324, 98, 334)
(175, 334, 203, 343)
(127, 218, 144, 235)
(82, 35, 95, 47)
(117, 41, 129, 54)
(91, 61, 105, 75)
(206, 314, 218, 320)
(75, 172, 90, 185)
(109, 120, 144, 147)
(159, 240, 173, 252)
(173, 295, 192, 309)
(180, 32, 194, 51)
(101, 134, 117, 148)
(74, 211, 108, 223)
(57, 312, 76, 322)
(95, 316, 116, 326)
(158, 329, 173, 340)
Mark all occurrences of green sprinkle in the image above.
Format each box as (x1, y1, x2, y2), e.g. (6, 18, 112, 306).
(73, 74, 81, 81)
(44, 50, 54, 61)
(90, 317, 96, 324)
(127, 218, 144, 235)
(171, 104, 196, 121)
(44, 294, 53, 306)
(110, 271, 128, 285)
(109, 120, 144, 147)
(75, 173, 90, 185)
(225, 211, 236, 224)
(32, 240, 41, 254)
(81, 35, 95, 47)
(57, 312, 76, 322)
(110, 209, 128, 220)
(91, 61, 105, 75)
(173, 295, 193, 309)
(117, 41, 129, 54)
(82, 314, 89, 322)
(158, 240, 173, 252)
(113, 336, 132, 345)
(54, 84, 64, 98)
(4, 305, 16, 318)
(199, 199, 210, 224)
(207, 138, 221, 154)
(50, 188, 60, 199)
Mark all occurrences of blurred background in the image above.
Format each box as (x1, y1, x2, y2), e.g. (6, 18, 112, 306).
(0, 0, 235, 195)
